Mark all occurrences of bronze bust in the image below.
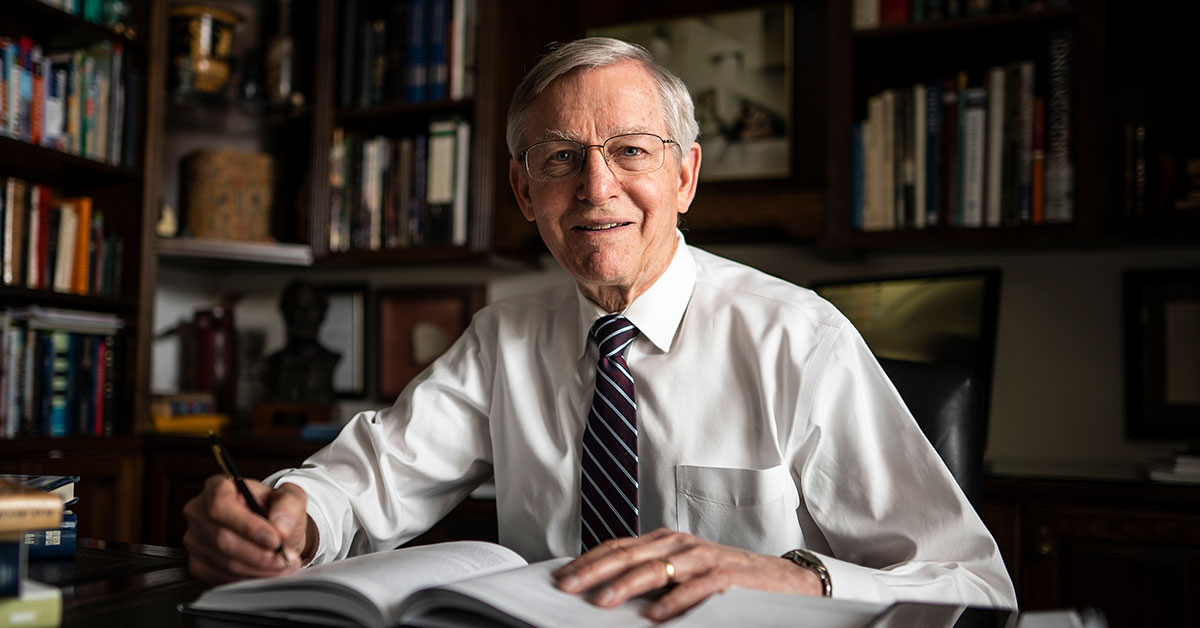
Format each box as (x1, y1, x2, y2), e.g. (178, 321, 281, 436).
(260, 279, 340, 404)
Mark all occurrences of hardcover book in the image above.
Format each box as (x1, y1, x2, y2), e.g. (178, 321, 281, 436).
(184, 540, 886, 628)
(0, 477, 62, 534)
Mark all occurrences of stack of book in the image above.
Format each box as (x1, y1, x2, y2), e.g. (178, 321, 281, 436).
(2, 475, 79, 559)
(1144, 453, 1200, 484)
(0, 476, 63, 628)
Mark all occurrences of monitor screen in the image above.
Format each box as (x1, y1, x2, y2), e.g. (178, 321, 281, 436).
(809, 269, 1002, 405)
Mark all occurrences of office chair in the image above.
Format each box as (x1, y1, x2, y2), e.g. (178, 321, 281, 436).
(877, 357, 987, 507)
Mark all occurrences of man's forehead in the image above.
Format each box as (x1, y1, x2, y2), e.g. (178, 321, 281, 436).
(532, 125, 659, 143)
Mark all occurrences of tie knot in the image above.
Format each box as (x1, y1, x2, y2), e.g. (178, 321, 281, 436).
(591, 314, 639, 359)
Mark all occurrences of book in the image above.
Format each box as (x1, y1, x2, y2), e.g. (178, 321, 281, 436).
(0, 579, 61, 628)
(0, 477, 62, 533)
(24, 509, 75, 559)
(185, 540, 886, 628)
(0, 475, 78, 507)
(1044, 30, 1073, 223)
(0, 534, 24, 597)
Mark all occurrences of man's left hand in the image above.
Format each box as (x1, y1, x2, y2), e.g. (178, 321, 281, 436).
(554, 528, 824, 622)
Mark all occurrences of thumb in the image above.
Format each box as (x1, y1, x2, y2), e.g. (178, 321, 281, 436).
(266, 482, 309, 550)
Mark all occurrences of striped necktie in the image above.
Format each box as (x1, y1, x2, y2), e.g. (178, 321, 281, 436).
(580, 314, 640, 553)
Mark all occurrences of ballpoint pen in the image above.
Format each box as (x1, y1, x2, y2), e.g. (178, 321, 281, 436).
(208, 430, 292, 568)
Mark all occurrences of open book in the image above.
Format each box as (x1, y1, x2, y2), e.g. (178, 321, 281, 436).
(183, 540, 885, 628)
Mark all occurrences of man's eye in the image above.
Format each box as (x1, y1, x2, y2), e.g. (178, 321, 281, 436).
(549, 150, 576, 162)
(617, 146, 645, 157)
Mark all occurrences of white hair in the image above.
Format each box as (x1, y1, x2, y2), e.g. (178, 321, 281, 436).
(506, 37, 700, 160)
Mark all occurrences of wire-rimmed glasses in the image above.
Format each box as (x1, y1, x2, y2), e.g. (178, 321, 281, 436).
(518, 133, 678, 182)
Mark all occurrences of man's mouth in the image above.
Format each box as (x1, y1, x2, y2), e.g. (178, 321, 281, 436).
(576, 222, 631, 231)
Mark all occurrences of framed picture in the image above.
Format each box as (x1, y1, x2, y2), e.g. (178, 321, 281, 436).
(590, 4, 793, 182)
(317, 284, 368, 398)
(1124, 268, 1200, 440)
(376, 286, 486, 401)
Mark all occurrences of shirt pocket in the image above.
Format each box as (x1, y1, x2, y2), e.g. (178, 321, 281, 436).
(675, 464, 802, 555)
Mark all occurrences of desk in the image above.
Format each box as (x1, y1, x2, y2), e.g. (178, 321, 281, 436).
(26, 539, 216, 628)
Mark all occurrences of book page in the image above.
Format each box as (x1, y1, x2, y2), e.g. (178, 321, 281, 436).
(400, 559, 886, 628)
(188, 541, 527, 628)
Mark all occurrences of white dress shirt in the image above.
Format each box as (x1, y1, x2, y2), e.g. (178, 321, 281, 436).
(267, 232, 1017, 608)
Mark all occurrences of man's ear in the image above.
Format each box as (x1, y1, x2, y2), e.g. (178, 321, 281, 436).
(509, 159, 536, 222)
(675, 142, 702, 215)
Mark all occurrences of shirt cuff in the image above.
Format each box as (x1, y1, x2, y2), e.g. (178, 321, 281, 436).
(818, 553, 895, 605)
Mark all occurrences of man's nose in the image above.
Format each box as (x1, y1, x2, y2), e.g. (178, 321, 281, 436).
(577, 145, 618, 203)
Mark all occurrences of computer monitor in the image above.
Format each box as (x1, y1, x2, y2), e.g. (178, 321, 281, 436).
(809, 269, 1003, 412)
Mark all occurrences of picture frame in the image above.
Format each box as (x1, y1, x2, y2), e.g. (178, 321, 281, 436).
(590, 3, 793, 182)
(317, 284, 368, 398)
(1124, 268, 1200, 440)
(376, 286, 486, 401)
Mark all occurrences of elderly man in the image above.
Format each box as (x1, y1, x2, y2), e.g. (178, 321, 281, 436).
(184, 37, 1016, 621)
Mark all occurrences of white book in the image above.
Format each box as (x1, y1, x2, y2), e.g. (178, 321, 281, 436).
(452, 120, 471, 246)
(53, 204, 77, 293)
(853, 0, 881, 30)
(865, 94, 885, 231)
(880, 89, 896, 231)
(185, 540, 885, 628)
(426, 120, 457, 205)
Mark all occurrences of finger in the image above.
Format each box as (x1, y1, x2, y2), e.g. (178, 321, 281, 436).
(588, 556, 683, 608)
(190, 476, 289, 558)
(646, 570, 732, 622)
(561, 530, 696, 595)
(557, 528, 677, 582)
(183, 526, 290, 583)
(264, 482, 308, 552)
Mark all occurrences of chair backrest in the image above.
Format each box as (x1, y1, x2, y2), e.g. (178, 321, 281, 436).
(877, 357, 986, 507)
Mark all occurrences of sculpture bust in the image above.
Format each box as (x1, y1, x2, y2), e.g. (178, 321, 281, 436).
(259, 279, 340, 404)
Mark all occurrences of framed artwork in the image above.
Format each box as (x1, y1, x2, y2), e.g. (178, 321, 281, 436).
(590, 4, 793, 182)
(376, 286, 486, 401)
(1124, 268, 1200, 440)
(317, 284, 367, 398)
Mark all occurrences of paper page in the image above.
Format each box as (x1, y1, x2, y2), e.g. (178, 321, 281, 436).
(189, 541, 527, 628)
(400, 560, 886, 628)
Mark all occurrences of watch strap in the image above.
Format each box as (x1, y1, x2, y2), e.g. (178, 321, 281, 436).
(781, 548, 833, 597)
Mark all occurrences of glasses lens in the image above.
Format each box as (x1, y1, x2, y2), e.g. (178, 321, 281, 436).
(526, 141, 583, 181)
(605, 134, 665, 174)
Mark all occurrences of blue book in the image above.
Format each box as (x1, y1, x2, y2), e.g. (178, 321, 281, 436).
(405, 0, 429, 102)
(425, 0, 449, 101)
(0, 536, 26, 597)
(25, 510, 76, 559)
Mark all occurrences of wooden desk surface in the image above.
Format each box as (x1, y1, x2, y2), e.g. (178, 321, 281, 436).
(25, 538, 237, 628)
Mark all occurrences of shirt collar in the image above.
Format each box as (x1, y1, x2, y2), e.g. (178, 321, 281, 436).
(573, 230, 696, 360)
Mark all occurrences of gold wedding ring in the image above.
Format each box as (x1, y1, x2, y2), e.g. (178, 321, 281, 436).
(661, 557, 676, 585)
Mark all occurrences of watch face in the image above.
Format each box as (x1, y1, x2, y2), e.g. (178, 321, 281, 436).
(866, 602, 1017, 628)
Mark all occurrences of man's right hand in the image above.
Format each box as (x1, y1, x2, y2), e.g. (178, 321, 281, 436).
(183, 475, 312, 584)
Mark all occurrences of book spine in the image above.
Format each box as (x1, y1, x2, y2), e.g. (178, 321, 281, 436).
(0, 535, 26, 596)
(0, 38, 8, 137)
(1045, 30, 1073, 223)
(108, 43, 122, 166)
(853, 0, 882, 30)
(5, 42, 19, 137)
(53, 202, 76, 293)
(985, 66, 1005, 228)
(880, 89, 895, 231)
(405, 0, 428, 103)
(17, 38, 33, 142)
(426, 0, 449, 101)
(1017, 60, 1034, 224)
(954, 71, 968, 226)
(328, 127, 345, 252)
(0, 493, 61, 532)
(24, 184, 39, 289)
(101, 334, 114, 436)
(1031, 95, 1045, 224)
(1001, 62, 1021, 225)
(939, 78, 958, 228)
(962, 87, 987, 228)
(24, 514, 76, 559)
(410, 133, 428, 245)
(4, 327, 22, 439)
(30, 45, 43, 146)
(912, 83, 926, 229)
(924, 81, 941, 228)
(452, 119, 470, 246)
(865, 95, 884, 231)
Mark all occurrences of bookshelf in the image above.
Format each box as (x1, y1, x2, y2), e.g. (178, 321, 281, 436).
(0, 0, 162, 541)
(823, 1, 1114, 250)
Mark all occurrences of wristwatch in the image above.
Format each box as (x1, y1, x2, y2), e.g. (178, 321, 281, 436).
(781, 548, 833, 597)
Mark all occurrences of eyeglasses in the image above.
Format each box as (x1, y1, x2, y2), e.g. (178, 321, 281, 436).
(518, 133, 678, 182)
